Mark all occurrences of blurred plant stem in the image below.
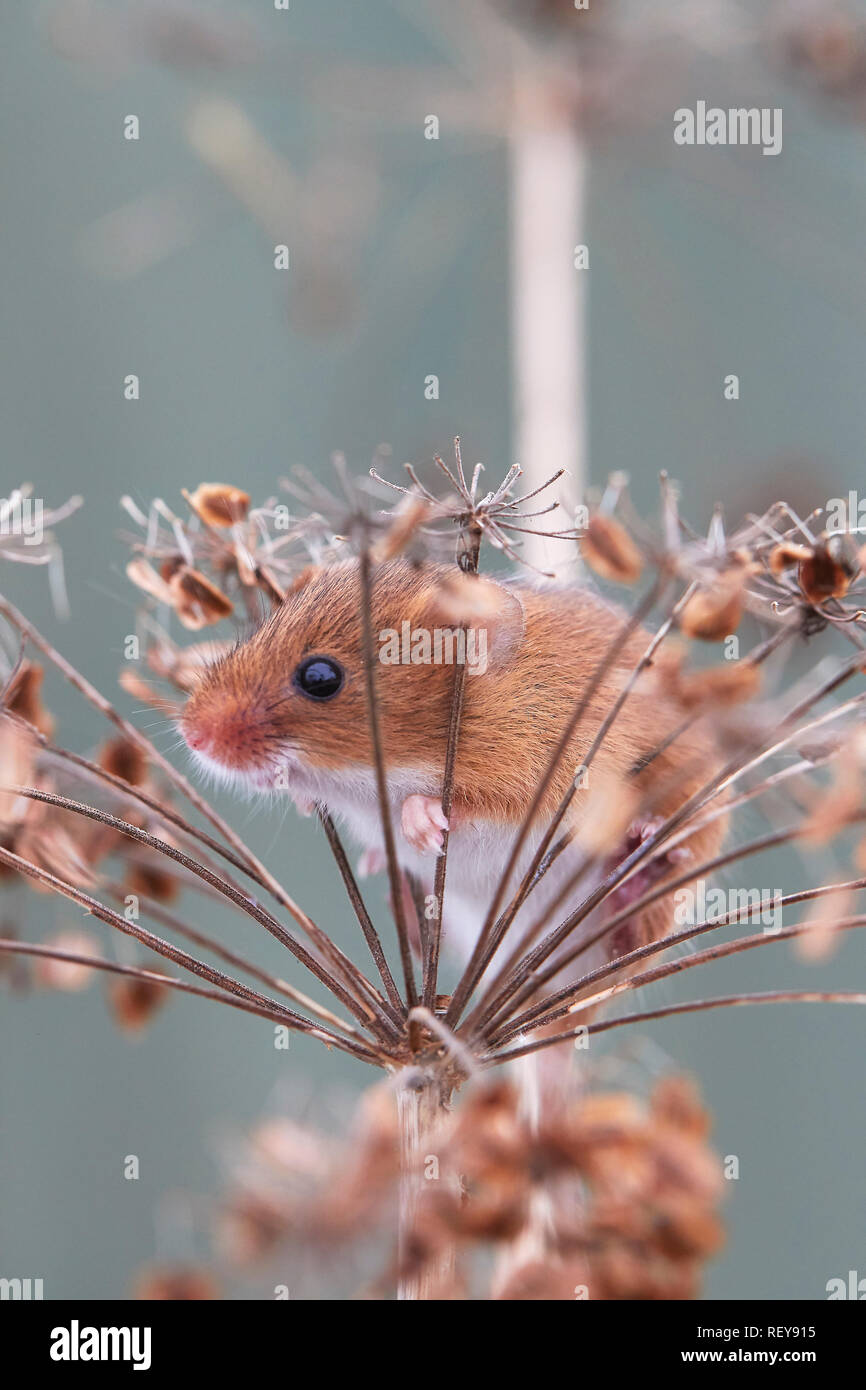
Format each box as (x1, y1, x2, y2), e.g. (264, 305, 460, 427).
(510, 69, 585, 574)
(397, 1071, 455, 1301)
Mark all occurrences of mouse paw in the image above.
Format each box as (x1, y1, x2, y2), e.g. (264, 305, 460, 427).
(357, 847, 386, 878)
(401, 794, 449, 856)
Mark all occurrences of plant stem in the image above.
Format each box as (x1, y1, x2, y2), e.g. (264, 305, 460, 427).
(396, 1070, 455, 1301)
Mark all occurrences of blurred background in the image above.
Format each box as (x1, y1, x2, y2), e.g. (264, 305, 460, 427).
(1, 0, 865, 1298)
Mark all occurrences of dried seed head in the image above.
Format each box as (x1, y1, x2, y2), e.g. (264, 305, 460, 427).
(651, 1075, 711, 1139)
(186, 482, 250, 528)
(127, 558, 233, 628)
(371, 495, 430, 562)
(768, 541, 813, 576)
(493, 1256, 591, 1302)
(0, 720, 36, 833)
(580, 515, 643, 584)
(217, 1190, 292, 1265)
(4, 661, 55, 738)
(99, 736, 148, 787)
(126, 558, 175, 604)
(679, 577, 744, 641)
(671, 661, 761, 712)
(126, 859, 180, 904)
(167, 566, 234, 629)
(107, 976, 169, 1032)
(798, 534, 861, 604)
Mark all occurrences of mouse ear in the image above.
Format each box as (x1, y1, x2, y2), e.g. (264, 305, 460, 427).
(424, 570, 525, 670)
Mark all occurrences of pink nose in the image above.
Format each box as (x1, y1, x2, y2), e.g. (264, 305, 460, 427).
(184, 728, 210, 752)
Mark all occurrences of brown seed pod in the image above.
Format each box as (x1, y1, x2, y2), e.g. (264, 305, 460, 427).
(127, 858, 180, 905)
(798, 534, 861, 604)
(651, 1075, 711, 1140)
(672, 662, 761, 711)
(98, 736, 148, 787)
(768, 541, 813, 576)
(108, 976, 169, 1032)
(185, 483, 250, 528)
(4, 661, 55, 738)
(372, 496, 430, 562)
(167, 566, 234, 629)
(126, 558, 175, 604)
(580, 515, 643, 584)
(679, 579, 744, 642)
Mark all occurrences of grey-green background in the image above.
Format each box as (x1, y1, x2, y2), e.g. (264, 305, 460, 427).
(1, 0, 864, 1299)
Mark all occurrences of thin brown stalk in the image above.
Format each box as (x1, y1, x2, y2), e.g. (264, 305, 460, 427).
(0, 938, 363, 1038)
(358, 545, 417, 1007)
(485, 991, 866, 1065)
(0, 845, 382, 1063)
(423, 521, 482, 1009)
(493, 884, 866, 1045)
(464, 628, 805, 1034)
(478, 810, 866, 1041)
(445, 577, 666, 1025)
(469, 673, 866, 1035)
(317, 807, 404, 1017)
(463, 742, 715, 1037)
(467, 624, 797, 1023)
(566, 913, 866, 1019)
(7, 785, 393, 1038)
(102, 884, 362, 1040)
(5, 711, 261, 883)
(0, 596, 346, 964)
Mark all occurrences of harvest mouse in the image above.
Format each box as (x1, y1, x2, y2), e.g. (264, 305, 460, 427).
(180, 558, 723, 988)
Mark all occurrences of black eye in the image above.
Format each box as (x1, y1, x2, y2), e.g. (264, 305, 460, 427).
(293, 655, 345, 701)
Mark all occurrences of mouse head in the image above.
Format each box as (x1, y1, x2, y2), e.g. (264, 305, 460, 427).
(180, 558, 524, 790)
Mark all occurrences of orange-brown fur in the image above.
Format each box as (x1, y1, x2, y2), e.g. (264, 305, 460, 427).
(182, 559, 724, 967)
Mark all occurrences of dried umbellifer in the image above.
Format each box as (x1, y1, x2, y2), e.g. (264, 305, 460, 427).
(98, 736, 148, 787)
(5, 661, 55, 738)
(798, 533, 861, 604)
(768, 541, 813, 576)
(185, 483, 250, 528)
(672, 662, 761, 711)
(107, 976, 169, 1032)
(679, 578, 743, 641)
(580, 514, 643, 584)
(167, 566, 234, 629)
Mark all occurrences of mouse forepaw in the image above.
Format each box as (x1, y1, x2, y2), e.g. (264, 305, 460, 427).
(401, 794, 449, 855)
